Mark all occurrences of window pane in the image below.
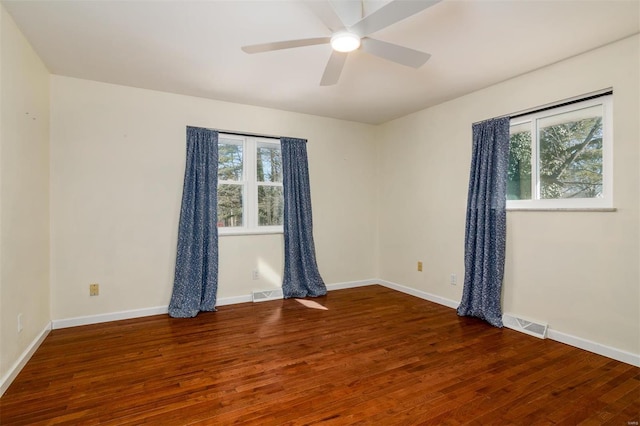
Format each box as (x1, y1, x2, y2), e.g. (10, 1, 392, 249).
(508, 122, 532, 200)
(538, 105, 603, 199)
(258, 186, 283, 226)
(218, 140, 243, 181)
(256, 144, 282, 183)
(217, 184, 243, 227)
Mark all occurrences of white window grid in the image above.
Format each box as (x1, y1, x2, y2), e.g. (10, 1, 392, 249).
(218, 134, 283, 235)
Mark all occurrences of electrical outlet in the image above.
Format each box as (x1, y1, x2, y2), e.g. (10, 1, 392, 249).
(417, 261, 423, 272)
(252, 270, 259, 280)
(17, 313, 23, 333)
(450, 274, 457, 286)
(89, 283, 99, 296)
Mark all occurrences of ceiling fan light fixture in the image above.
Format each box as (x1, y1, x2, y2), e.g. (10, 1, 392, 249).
(330, 32, 361, 52)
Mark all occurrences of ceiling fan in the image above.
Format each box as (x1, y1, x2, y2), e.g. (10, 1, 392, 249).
(241, 0, 441, 86)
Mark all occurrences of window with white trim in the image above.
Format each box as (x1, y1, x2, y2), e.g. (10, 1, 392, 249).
(507, 94, 613, 210)
(217, 134, 283, 234)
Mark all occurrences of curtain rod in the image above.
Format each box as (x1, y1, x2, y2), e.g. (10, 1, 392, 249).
(473, 88, 613, 125)
(193, 126, 302, 141)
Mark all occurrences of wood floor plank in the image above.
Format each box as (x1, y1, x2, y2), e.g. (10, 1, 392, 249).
(1, 285, 638, 425)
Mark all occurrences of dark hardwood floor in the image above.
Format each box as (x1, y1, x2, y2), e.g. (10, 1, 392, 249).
(1, 285, 638, 425)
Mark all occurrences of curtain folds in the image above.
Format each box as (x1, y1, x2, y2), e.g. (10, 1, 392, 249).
(457, 117, 511, 327)
(280, 137, 326, 298)
(168, 127, 219, 318)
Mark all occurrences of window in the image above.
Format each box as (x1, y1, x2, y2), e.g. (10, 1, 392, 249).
(217, 134, 283, 234)
(507, 94, 613, 210)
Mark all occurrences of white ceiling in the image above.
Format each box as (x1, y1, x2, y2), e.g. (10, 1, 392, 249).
(3, 0, 639, 124)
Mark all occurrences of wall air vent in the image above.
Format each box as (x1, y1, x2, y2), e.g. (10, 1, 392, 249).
(251, 289, 283, 303)
(503, 314, 548, 339)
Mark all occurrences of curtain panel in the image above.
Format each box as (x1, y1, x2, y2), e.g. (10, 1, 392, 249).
(280, 137, 326, 298)
(457, 117, 510, 327)
(168, 127, 219, 318)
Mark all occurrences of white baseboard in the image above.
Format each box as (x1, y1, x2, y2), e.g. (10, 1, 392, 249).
(18, 278, 638, 384)
(326, 279, 378, 291)
(217, 294, 252, 306)
(50, 294, 258, 330)
(49, 280, 375, 330)
(375, 279, 639, 367)
(52, 306, 170, 329)
(547, 329, 640, 367)
(377, 279, 459, 309)
(0, 322, 51, 397)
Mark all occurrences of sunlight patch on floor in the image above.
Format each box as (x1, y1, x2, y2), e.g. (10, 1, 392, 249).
(295, 299, 329, 310)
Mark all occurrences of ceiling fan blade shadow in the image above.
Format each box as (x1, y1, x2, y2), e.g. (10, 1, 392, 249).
(242, 37, 331, 54)
(349, 0, 442, 37)
(306, 1, 346, 32)
(361, 38, 430, 68)
(320, 51, 348, 86)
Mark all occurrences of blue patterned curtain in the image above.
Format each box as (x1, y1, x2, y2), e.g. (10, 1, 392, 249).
(280, 137, 326, 298)
(168, 127, 219, 318)
(457, 117, 510, 327)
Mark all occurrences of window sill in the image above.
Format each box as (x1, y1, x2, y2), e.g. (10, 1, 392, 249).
(219, 229, 283, 237)
(507, 207, 617, 212)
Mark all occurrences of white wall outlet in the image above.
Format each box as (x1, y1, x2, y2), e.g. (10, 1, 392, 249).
(252, 270, 259, 280)
(17, 313, 23, 333)
(450, 273, 457, 286)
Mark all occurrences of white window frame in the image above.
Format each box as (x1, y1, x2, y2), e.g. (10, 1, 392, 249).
(218, 134, 283, 235)
(507, 94, 613, 210)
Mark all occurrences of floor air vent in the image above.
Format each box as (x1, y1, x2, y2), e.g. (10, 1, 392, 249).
(503, 314, 548, 339)
(251, 289, 283, 303)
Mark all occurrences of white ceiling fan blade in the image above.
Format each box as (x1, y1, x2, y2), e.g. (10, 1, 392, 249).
(349, 0, 442, 37)
(361, 38, 430, 68)
(329, 0, 363, 28)
(242, 37, 331, 54)
(320, 51, 348, 86)
(306, 1, 346, 32)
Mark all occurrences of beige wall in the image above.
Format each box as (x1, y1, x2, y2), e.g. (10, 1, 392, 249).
(377, 35, 640, 355)
(49, 76, 378, 319)
(0, 6, 50, 380)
